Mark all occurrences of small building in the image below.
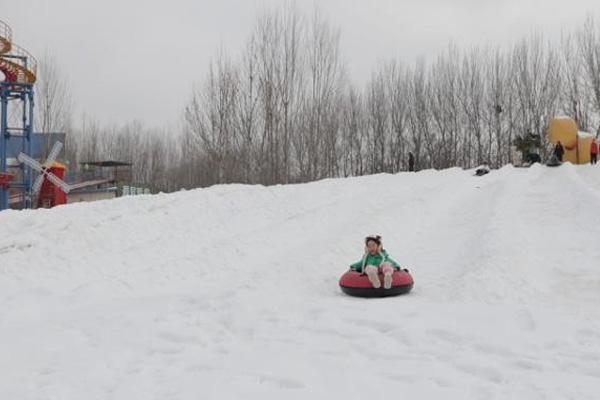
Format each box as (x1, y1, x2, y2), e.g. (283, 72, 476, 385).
(79, 160, 133, 184)
(66, 161, 132, 204)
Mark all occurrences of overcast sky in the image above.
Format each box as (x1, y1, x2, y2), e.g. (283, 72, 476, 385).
(2, 0, 598, 128)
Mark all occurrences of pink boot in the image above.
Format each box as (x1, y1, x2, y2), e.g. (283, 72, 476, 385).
(381, 263, 394, 289)
(365, 265, 381, 289)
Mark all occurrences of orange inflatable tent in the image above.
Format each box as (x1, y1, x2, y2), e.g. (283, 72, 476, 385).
(547, 117, 594, 164)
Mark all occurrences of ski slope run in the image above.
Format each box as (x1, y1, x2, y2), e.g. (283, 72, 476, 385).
(1, 163, 600, 399)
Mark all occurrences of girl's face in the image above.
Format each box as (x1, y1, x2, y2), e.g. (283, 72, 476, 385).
(366, 240, 379, 254)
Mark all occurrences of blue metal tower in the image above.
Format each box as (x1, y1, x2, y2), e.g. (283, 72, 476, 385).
(1, 81, 34, 209)
(1, 20, 36, 210)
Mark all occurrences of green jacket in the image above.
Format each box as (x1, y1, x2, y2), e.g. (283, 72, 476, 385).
(349, 250, 401, 273)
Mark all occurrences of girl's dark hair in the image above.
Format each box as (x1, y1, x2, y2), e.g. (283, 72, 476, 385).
(365, 235, 382, 245)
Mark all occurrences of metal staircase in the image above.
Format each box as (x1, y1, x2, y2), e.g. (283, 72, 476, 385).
(0, 20, 37, 84)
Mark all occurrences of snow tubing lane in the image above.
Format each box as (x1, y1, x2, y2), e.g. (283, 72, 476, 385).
(339, 269, 414, 298)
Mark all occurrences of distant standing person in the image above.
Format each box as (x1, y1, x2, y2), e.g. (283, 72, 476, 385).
(408, 152, 415, 172)
(591, 138, 598, 165)
(554, 141, 565, 163)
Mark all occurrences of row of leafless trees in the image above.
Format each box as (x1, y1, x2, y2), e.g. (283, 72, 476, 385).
(36, 8, 600, 192)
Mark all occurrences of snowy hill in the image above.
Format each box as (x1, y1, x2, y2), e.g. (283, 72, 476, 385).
(1, 164, 600, 399)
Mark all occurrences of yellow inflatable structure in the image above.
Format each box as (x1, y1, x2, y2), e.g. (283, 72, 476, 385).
(547, 117, 594, 164)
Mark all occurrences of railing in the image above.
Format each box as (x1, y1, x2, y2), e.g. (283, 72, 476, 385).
(64, 170, 114, 184)
(5, 42, 37, 78)
(0, 20, 12, 45)
(0, 20, 12, 55)
(0, 20, 36, 81)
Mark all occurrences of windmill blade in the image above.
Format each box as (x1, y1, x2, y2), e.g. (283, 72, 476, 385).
(31, 174, 44, 194)
(46, 172, 72, 193)
(43, 141, 63, 169)
(18, 152, 43, 172)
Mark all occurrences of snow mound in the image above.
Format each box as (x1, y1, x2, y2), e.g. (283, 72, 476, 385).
(2, 165, 600, 399)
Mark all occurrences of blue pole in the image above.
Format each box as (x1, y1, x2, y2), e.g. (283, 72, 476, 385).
(26, 85, 34, 209)
(21, 89, 27, 209)
(0, 82, 9, 210)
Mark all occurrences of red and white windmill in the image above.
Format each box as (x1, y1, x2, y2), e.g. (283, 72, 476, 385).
(18, 141, 72, 202)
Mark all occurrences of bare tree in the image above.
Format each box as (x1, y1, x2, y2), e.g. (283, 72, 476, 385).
(484, 48, 510, 166)
(340, 86, 366, 176)
(512, 35, 562, 158)
(366, 66, 389, 173)
(68, 10, 600, 193)
(577, 17, 600, 134)
(387, 61, 409, 172)
(428, 46, 461, 168)
(407, 61, 430, 170)
(35, 51, 73, 157)
(184, 52, 239, 185)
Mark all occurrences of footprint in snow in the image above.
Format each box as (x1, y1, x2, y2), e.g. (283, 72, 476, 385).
(514, 309, 536, 332)
(426, 328, 467, 345)
(456, 363, 505, 384)
(257, 375, 305, 389)
(157, 330, 203, 345)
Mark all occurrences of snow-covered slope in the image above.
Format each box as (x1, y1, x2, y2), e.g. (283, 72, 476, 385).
(1, 164, 600, 399)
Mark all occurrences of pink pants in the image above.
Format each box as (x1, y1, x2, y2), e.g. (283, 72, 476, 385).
(365, 262, 394, 275)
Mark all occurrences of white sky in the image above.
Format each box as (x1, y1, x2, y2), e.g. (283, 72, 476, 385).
(2, 0, 598, 127)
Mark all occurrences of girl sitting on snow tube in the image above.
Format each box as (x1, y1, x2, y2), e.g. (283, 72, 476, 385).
(339, 235, 413, 297)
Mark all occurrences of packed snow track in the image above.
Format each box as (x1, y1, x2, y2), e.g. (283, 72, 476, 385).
(1, 164, 599, 399)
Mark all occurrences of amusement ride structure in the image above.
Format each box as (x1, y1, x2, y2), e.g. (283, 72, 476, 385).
(1, 20, 73, 210)
(0, 19, 37, 210)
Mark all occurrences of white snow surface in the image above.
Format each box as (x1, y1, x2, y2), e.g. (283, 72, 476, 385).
(2, 164, 600, 399)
